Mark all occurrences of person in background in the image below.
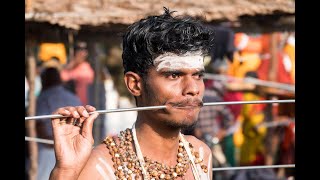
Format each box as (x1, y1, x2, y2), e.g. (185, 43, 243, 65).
(60, 41, 94, 105)
(238, 71, 267, 166)
(189, 78, 236, 180)
(36, 67, 82, 180)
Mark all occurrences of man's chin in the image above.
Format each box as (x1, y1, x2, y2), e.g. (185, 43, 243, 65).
(163, 117, 198, 129)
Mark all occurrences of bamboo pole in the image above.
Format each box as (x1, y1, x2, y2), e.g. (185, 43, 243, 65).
(91, 42, 102, 145)
(266, 33, 281, 167)
(26, 49, 38, 180)
(268, 32, 278, 82)
(68, 30, 74, 64)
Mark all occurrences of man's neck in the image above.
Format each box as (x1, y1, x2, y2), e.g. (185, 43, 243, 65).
(134, 117, 181, 165)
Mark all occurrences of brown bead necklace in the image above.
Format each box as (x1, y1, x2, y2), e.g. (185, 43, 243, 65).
(103, 128, 208, 180)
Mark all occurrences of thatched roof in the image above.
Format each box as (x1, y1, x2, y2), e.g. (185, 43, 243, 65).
(25, 0, 295, 30)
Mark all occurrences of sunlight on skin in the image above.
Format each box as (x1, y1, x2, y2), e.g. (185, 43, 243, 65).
(198, 146, 206, 179)
(207, 153, 212, 179)
(98, 157, 115, 176)
(94, 157, 118, 179)
(199, 146, 204, 159)
(95, 164, 108, 179)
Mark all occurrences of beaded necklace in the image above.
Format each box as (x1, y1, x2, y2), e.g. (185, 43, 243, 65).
(132, 124, 190, 180)
(103, 127, 208, 180)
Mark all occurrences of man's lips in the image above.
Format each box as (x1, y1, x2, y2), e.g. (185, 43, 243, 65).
(173, 104, 203, 109)
(166, 99, 203, 109)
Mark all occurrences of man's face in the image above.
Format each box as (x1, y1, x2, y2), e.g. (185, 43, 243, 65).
(139, 53, 205, 129)
(74, 49, 88, 61)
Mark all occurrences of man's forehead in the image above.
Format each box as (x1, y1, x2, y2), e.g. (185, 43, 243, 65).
(153, 52, 204, 71)
(155, 51, 204, 59)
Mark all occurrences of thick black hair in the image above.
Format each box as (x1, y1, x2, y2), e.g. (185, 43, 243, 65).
(122, 7, 214, 76)
(40, 67, 62, 90)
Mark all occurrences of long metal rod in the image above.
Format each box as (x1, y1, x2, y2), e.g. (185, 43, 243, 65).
(25, 105, 166, 120)
(25, 99, 295, 121)
(204, 73, 295, 92)
(25, 136, 54, 144)
(203, 99, 294, 106)
(212, 164, 295, 171)
(256, 118, 295, 129)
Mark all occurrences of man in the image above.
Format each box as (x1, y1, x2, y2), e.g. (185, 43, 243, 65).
(60, 41, 95, 105)
(50, 8, 214, 180)
(36, 67, 82, 180)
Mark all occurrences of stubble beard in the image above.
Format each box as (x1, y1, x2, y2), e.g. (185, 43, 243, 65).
(143, 80, 199, 130)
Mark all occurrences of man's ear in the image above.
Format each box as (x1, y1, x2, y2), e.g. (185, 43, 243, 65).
(124, 72, 142, 96)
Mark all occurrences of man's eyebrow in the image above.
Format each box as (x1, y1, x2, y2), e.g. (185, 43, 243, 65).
(194, 69, 205, 75)
(161, 70, 184, 75)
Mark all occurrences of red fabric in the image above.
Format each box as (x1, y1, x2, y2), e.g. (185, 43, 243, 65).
(257, 33, 271, 80)
(256, 52, 293, 84)
(277, 53, 293, 84)
(280, 122, 295, 164)
(257, 58, 269, 81)
(60, 62, 94, 105)
(282, 122, 295, 150)
(223, 91, 243, 119)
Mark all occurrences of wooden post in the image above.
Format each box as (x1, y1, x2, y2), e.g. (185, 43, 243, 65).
(268, 32, 278, 82)
(68, 30, 74, 63)
(266, 32, 279, 166)
(91, 42, 102, 145)
(26, 51, 38, 180)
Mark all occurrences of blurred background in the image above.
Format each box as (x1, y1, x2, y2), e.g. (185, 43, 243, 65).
(25, 0, 295, 179)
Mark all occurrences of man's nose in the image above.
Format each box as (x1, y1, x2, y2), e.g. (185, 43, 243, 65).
(182, 76, 201, 96)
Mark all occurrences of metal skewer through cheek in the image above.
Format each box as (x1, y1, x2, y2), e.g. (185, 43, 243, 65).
(24, 99, 295, 121)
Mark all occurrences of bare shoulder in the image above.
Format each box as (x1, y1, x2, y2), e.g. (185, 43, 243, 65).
(184, 135, 213, 179)
(92, 143, 111, 156)
(88, 143, 112, 163)
(78, 138, 116, 180)
(184, 135, 211, 154)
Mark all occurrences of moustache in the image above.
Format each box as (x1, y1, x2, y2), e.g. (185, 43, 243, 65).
(167, 98, 203, 109)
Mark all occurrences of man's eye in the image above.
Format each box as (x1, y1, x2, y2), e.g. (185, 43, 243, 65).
(170, 73, 179, 79)
(167, 73, 180, 79)
(195, 73, 204, 80)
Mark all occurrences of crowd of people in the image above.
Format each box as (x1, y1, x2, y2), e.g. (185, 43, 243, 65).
(183, 29, 295, 180)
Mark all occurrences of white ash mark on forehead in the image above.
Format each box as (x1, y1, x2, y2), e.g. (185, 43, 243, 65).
(154, 52, 204, 71)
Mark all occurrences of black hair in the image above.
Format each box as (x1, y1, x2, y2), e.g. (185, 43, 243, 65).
(74, 41, 88, 51)
(40, 67, 62, 90)
(122, 7, 214, 76)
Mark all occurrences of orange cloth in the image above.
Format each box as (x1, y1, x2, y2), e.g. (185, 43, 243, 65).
(277, 52, 293, 84)
(227, 51, 261, 78)
(234, 33, 263, 53)
(228, 33, 263, 78)
(283, 40, 295, 83)
(38, 43, 67, 64)
(60, 62, 94, 105)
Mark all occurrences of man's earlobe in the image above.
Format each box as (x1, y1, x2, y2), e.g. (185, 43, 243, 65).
(124, 72, 142, 96)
